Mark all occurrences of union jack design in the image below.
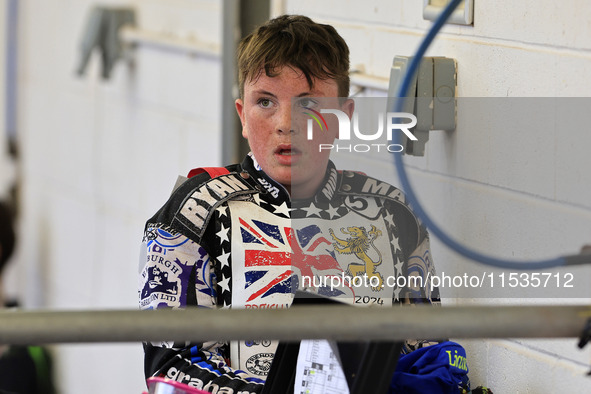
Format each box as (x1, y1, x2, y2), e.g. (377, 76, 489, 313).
(239, 218, 345, 303)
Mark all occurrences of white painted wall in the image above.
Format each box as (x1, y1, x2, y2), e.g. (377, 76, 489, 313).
(12, 0, 591, 393)
(15, 0, 222, 393)
(283, 0, 591, 392)
(0, 0, 14, 202)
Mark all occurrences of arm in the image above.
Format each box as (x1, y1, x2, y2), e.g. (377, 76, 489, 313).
(139, 226, 264, 393)
(401, 234, 443, 354)
(404, 234, 440, 305)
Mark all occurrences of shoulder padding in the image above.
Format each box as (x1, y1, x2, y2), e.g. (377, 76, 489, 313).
(338, 170, 406, 204)
(187, 167, 231, 179)
(149, 167, 257, 242)
(337, 170, 425, 257)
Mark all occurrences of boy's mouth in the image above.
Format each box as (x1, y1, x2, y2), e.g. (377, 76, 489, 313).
(274, 145, 302, 165)
(275, 145, 301, 156)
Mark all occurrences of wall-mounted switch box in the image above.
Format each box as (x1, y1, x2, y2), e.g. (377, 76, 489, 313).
(387, 55, 457, 156)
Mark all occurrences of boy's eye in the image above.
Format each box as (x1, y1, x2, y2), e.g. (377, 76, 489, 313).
(298, 98, 317, 108)
(258, 98, 272, 108)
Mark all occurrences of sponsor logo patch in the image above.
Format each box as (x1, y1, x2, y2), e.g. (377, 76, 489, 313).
(245, 353, 274, 376)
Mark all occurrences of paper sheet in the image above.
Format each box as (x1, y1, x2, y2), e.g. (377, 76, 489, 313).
(294, 339, 350, 394)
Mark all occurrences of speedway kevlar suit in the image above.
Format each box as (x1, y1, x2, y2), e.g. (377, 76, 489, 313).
(139, 153, 439, 393)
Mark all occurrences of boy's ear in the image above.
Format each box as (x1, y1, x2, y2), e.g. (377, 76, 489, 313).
(342, 98, 355, 118)
(235, 98, 248, 138)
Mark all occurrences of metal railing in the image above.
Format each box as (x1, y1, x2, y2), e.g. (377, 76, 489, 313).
(0, 304, 589, 345)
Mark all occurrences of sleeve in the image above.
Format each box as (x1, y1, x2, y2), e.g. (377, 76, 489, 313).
(402, 233, 444, 354)
(139, 225, 265, 394)
(404, 234, 441, 305)
(382, 195, 440, 305)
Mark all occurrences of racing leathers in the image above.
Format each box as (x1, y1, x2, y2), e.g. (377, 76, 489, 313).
(139, 153, 439, 393)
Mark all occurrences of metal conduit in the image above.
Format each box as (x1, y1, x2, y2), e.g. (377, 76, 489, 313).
(350, 72, 389, 91)
(0, 305, 589, 345)
(118, 27, 389, 93)
(119, 26, 221, 58)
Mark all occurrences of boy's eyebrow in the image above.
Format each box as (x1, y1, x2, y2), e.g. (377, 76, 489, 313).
(254, 90, 277, 98)
(253, 90, 315, 98)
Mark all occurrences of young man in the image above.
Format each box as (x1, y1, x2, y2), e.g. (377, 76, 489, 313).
(139, 15, 438, 393)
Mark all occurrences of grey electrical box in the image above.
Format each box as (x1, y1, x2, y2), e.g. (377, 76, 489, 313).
(387, 56, 457, 156)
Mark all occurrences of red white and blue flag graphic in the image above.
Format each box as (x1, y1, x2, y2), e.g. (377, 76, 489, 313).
(236, 214, 347, 305)
(240, 217, 293, 302)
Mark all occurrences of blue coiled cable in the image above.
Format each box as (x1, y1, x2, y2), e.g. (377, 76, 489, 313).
(392, 0, 586, 270)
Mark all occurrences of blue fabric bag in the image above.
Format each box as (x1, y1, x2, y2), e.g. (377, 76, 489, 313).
(389, 341, 469, 394)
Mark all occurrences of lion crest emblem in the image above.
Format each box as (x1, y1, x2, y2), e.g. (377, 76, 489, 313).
(329, 225, 383, 292)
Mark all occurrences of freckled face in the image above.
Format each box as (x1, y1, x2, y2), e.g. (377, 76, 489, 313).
(236, 67, 353, 199)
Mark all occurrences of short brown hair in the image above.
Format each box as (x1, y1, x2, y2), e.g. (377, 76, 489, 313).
(237, 15, 350, 98)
